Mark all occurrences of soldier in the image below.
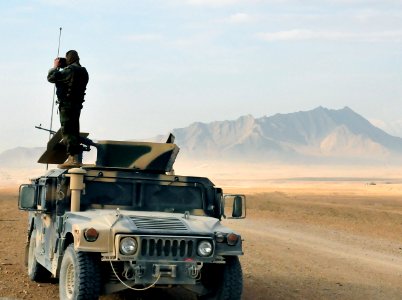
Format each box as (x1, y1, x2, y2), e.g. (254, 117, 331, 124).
(47, 50, 89, 168)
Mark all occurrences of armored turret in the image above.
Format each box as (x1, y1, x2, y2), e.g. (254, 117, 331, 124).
(37, 129, 179, 173)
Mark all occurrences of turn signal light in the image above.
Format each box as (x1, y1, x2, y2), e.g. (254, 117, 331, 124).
(226, 233, 239, 245)
(84, 227, 99, 242)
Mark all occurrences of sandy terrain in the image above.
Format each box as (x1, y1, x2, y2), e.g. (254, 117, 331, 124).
(229, 182, 402, 299)
(2, 180, 402, 299)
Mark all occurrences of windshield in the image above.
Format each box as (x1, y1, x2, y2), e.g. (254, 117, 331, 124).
(81, 180, 204, 213)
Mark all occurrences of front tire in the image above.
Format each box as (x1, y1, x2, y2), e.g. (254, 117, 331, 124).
(199, 256, 243, 300)
(59, 244, 101, 300)
(27, 229, 51, 282)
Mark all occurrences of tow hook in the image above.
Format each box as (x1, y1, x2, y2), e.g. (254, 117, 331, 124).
(134, 265, 145, 278)
(123, 263, 144, 280)
(187, 262, 203, 279)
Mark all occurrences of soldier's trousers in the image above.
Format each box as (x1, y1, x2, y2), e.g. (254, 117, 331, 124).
(59, 106, 81, 156)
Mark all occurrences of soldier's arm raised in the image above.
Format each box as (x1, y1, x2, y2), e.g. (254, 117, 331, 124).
(47, 67, 58, 83)
(47, 65, 73, 83)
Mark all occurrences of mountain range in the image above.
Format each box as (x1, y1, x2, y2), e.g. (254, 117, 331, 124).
(169, 106, 402, 163)
(2, 106, 402, 168)
(0, 147, 45, 168)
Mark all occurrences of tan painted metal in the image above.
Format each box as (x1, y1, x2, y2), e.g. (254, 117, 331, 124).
(66, 168, 87, 212)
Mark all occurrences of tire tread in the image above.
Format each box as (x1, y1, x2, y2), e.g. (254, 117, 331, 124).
(221, 256, 243, 300)
(198, 256, 243, 300)
(60, 244, 101, 300)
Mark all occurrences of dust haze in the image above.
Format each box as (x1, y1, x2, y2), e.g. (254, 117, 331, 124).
(1, 162, 402, 299)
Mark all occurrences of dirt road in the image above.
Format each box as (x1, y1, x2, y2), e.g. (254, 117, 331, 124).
(2, 182, 402, 299)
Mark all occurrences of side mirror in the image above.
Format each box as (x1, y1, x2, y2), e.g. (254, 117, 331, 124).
(18, 184, 37, 210)
(232, 196, 243, 218)
(223, 194, 246, 219)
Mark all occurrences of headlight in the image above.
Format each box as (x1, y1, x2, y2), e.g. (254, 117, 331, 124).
(197, 240, 213, 257)
(120, 237, 138, 255)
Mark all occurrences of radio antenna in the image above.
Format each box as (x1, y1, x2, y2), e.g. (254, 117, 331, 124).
(49, 27, 62, 141)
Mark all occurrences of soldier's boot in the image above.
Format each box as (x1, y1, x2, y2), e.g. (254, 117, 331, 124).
(58, 155, 82, 169)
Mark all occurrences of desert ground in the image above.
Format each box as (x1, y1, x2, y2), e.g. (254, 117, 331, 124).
(2, 166, 402, 299)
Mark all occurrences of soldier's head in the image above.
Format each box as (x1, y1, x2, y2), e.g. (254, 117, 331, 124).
(66, 50, 80, 65)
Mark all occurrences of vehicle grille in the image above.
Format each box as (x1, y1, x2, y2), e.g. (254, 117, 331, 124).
(130, 216, 188, 231)
(140, 237, 199, 259)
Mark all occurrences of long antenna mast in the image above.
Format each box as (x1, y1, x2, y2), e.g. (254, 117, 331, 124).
(49, 27, 62, 141)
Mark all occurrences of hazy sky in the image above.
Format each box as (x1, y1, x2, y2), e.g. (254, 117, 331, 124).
(1, 0, 401, 152)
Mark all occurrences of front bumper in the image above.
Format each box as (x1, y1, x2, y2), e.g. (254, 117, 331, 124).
(107, 259, 204, 285)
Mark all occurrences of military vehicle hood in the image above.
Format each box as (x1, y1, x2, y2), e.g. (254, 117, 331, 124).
(64, 209, 235, 252)
(64, 209, 231, 241)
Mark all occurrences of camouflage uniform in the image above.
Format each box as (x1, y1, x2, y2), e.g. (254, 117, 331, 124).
(47, 51, 89, 156)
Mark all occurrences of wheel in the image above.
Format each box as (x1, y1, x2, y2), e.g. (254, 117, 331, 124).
(59, 244, 101, 300)
(198, 256, 243, 300)
(27, 229, 51, 282)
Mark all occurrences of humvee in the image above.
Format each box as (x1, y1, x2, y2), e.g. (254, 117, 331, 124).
(18, 131, 246, 299)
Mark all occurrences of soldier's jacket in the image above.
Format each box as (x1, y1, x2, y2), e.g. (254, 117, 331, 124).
(47, 62, 89, 109)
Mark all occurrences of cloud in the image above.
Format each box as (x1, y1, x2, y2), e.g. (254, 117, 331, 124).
(169, 31, 221, 49)
(225, 13, 256, 23)
(37, 0, 77, 7)
(255, 29, 402, 42)
(369, 118, 387, 130)
(182, 0, 402, 5)
(123, 34, 163, 42)
(369, 119, 402, 137)
(184, 0, 241, 6)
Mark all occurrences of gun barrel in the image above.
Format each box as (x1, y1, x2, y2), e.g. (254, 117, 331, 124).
(35, 126, 56, 134)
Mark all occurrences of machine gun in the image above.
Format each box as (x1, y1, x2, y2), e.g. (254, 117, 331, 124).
(35, 125, 56, 135)
(35, 125, 96, 164)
